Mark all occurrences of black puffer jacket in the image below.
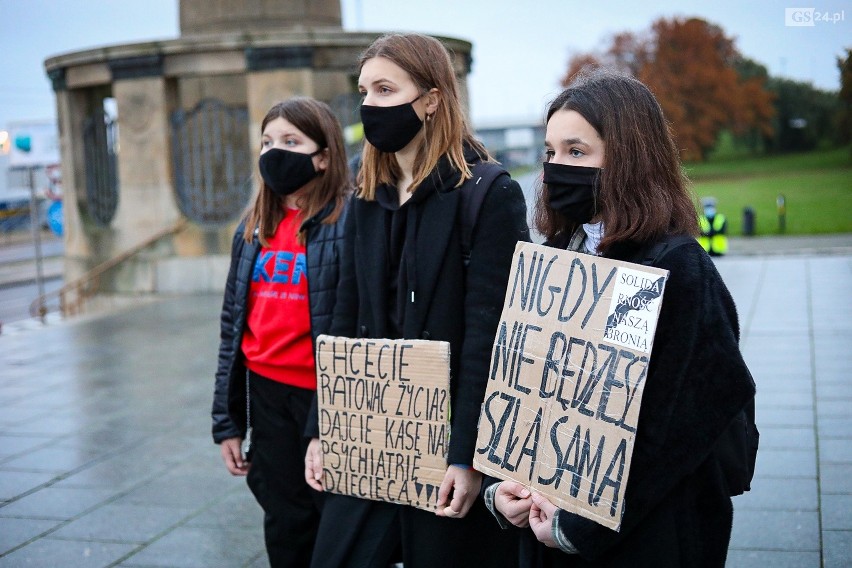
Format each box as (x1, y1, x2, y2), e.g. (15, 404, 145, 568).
(211, 201, 348, 443)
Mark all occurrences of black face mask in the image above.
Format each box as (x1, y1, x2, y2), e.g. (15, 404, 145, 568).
(258, 148, 323, 197)
(542, 162, 602, 224)
(360, 96, 424, 153)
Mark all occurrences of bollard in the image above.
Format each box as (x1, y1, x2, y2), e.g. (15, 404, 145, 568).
(742, 207, 756, 236)
(776, 194, 786, 234)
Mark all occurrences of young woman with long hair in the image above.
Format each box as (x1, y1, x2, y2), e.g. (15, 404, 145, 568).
(486, 69, 756, 567)
(304, 33, 529, 568)
(212, 96, 350, 567)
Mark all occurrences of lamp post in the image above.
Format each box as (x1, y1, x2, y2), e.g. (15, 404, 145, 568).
(776, 194, 786, 234)
(14, 133, 47, 322)
(26, 165, 47, 322)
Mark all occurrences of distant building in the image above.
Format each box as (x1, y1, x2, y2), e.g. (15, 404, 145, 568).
(0, 121, 59, 231)
(475, 118, 544, 169)
(0, 154, 9, 197)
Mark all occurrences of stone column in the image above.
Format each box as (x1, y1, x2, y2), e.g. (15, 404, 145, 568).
(180, 0, 342, 34)
(245, 47, 320, 166)
(50, 73, 92, 285)
(109, 57, 181, 291)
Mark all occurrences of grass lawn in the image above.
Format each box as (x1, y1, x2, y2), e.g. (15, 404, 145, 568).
(684, 147, 852, 236)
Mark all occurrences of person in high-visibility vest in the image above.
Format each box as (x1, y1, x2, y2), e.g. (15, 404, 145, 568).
(698, 197, 728, 256)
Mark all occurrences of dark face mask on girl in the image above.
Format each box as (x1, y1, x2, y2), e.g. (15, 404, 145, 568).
(360, 95, 424, 153)
(258, 147, 323, 197)
(542, 162, 602, 224)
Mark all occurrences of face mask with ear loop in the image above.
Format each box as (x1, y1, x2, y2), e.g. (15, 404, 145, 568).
(542, 162, 602, 224)
(360, 93, 427, 153)
(258, 147, 324, 196)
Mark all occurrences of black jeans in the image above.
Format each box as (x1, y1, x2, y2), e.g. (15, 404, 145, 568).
(246, 371, 322, 568)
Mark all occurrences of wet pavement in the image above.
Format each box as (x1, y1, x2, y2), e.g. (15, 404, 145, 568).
(0, 240, 851, 566)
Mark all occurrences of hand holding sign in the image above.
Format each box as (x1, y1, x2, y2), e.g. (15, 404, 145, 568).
(529, 492, 559, 548)
(305, 437, 323, 491)
(494, 481, 532, 527)
(435, 465, 481, 518)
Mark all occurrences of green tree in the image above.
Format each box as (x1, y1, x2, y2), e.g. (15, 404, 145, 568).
(838, 49, 852, 153)
(766, 78, 839, 152)
(731, 57, 776, 153)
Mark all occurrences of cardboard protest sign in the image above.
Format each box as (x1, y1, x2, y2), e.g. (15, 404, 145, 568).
(315, 335, 451, 512)
(473, 242, 670, 531)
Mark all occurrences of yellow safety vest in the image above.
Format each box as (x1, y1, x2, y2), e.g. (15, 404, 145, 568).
(698, 214, 728, 255)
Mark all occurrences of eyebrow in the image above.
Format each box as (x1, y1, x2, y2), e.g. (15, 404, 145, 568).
(358, 77, 397, 89)
(544, 137, 588, 148)
(262, 131, 300, 138)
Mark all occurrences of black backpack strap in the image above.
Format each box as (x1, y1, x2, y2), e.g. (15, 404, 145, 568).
(459, 162, 508, 266)
(637, 234, 697, 266)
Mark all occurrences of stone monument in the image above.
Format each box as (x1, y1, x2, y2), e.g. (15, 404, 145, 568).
(43, 0, 472, 307)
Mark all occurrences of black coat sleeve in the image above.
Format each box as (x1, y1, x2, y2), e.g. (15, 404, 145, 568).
(305, 205, 360, 439)
(211, 228, 244, 443)
(328, 200, 360, 338)
(451, 174, 530, 464)
(556, 242, 755, 560)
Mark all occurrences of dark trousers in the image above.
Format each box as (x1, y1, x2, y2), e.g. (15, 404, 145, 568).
(311, 492, 520, 568)
(246, 372, 323, 568)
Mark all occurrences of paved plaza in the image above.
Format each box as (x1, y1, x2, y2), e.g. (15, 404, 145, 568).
(0, 238, 851, 566)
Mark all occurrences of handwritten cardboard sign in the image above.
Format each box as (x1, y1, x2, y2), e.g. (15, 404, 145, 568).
(473, 242, 670, 530)
(315, 335, 451, 512)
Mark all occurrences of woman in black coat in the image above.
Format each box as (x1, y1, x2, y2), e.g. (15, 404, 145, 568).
(485, 70, 756, 567)
(211, 97, 349, 567)
(303, 33, 529, 568)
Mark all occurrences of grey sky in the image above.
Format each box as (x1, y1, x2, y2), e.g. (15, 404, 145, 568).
(0, 0, 849, 130)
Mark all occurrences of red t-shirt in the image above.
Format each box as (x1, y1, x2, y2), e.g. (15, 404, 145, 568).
(241, 209, 315, 389)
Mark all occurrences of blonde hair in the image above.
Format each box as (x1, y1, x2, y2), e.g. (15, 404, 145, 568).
(357, 33, 490, 200)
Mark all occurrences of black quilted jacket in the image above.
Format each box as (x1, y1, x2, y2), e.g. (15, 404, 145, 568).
(211, 200, 348, 443)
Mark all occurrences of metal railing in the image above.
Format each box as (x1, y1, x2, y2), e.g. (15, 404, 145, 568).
(171, 99, 252, 225)
(29, 218, 188, 320)
(82, 109, 119, 226)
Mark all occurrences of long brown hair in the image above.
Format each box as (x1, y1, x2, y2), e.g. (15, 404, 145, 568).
(244, 97, 350, 245)
(535, 69, 698, 251)
(357, 33, 489, 200)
